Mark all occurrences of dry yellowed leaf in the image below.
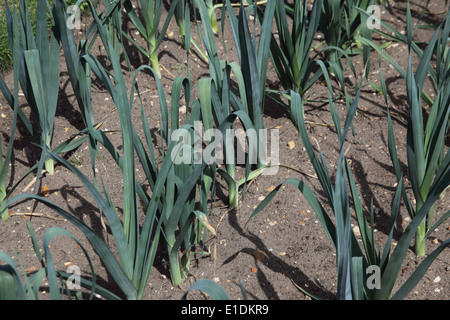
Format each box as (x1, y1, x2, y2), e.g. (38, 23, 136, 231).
(25, 267, 37, 273)
(253, 250, 266, 262)
(42, 186, 50, 197)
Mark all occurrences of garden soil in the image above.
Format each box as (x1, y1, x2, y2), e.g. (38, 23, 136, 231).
(0, 0, 448, 300)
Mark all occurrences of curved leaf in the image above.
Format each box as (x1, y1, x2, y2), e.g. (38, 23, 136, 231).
(182, 279, 231, 300)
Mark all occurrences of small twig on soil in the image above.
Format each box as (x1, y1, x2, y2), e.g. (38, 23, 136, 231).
(278, 164, 318, 180)
(22, 170, 48, 192)
(8, 212, 65, 221)
(160, 64, 177, 79)
(215, 207, 236, 233)
(305, 120, 333, 128)
(133, 89, 153, 97)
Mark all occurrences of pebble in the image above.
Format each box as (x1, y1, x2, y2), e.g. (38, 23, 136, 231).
(433, 276, 441, 283)
(352, 225, 361, 237)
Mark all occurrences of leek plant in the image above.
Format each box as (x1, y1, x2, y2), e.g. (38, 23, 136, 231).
(0, 76, 16, 220)
(0, 221, 105, 300)
(269, 0, 324, 96)
(224, 0, 276, 170)
(195, 0, 278, 207)
(247, 83, 449, 299)
(173, 0, 208, 62)
(2, 0, 60, 175)
(0, 0, 98, 222)
(54, 0, 112, 182)
(272, 0, 362, 113)
(182, 278, 248, 300)
(177, 0, 219, 36)
(173, 0, 189, 46)
(195, 0, 240, 207)
(6, 0, 165, 298)
(205, 0, 219, 34)
(356, 7, 444, 107)
(318, 0, 379, 84)
(81, 1, 217, 288)
(6, 0, 216, 295)
(319, 0, 377, 57)
(0, 0, 19, 221)
(104, 0, 131, 68)
(122, 0, 180, 79)
(1, 0, 87, 221)
(197, 72, 260, 208)
(385, 6, 450, 257)
(155, 76, 217, 286)
(182, 279, 232, 300)
(6, 140, 191, 299)
(268, 0, 358, 142)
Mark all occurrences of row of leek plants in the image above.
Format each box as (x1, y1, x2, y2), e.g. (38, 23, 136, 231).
(1, 0, 218, 298)
(0, 0, 97, 221)
(194, 0, 279, 208)
(357, 4, 450, 256)
(1, 0, 60, 176)
(191, 0, 449, 299)
(386, 6, 450, 257)
(247, 80, 449, 299)
(244, 1, 449, 299)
